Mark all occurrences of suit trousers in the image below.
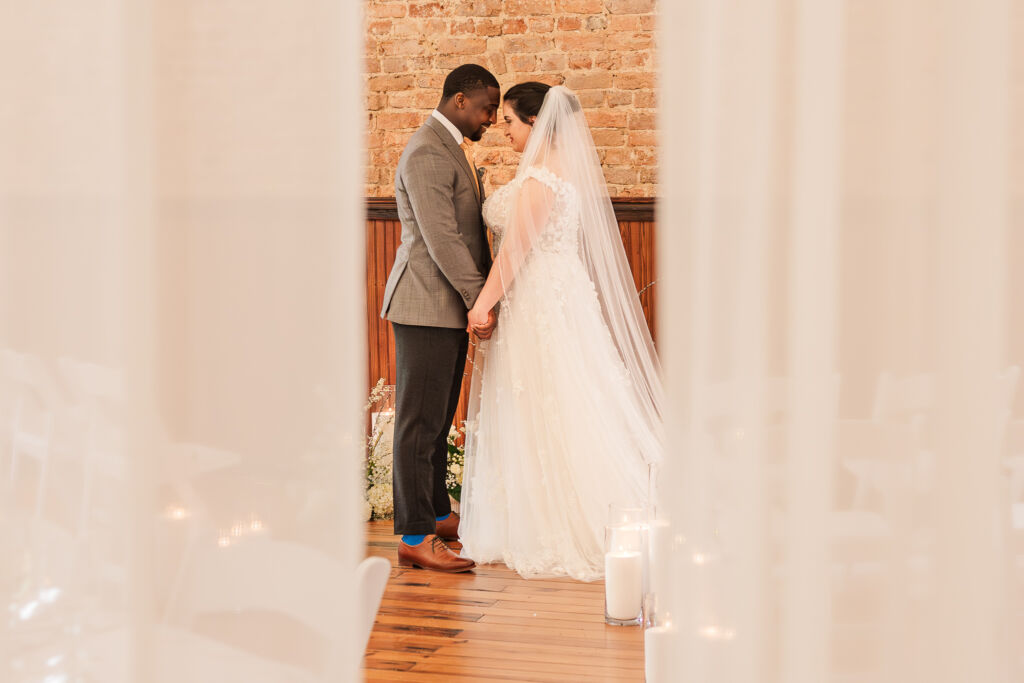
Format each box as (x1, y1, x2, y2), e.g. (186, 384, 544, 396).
(390, 322, 468, 535)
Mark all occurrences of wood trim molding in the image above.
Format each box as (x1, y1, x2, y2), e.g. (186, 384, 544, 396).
(609, 198, 657, 222)
(366, 197, 656, 222)
(366, 197, 401, 221)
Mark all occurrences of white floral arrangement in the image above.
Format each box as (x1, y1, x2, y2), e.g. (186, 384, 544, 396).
(446, 424, 466, 504)
(365, 379, 395, 521)
(363, 379, 467, 520)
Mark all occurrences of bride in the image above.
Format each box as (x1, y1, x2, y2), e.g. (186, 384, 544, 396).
(459, 83, 664, 581)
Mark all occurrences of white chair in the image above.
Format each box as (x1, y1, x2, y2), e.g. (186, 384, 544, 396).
(0, 349, 63, 407)
(9, 402, 53, 518)
(870, 366, 1016, 434)
(172, 536, 361, 673)
(870, 372, 933, 435)
(868, 370, 935, 500)
(53, 357, 128, 546)
(154, 627, 320, 683)
(838, 419, 918, 510)
(701, 376, 792, 424)
(47, 624, 320, 683)
(1003, 420, 1024, 504)
(356, 556, 391, 654)
(830, 419, 926, 677)
(3, 350, 59, 518)
(57, 356, 124, 405)
(995, 366, 1020, 457)
(832, 419, 921, 588)
(997, 365, 1021, 413)
(175, 536, 343, 629)
(160, 442, 242, 483)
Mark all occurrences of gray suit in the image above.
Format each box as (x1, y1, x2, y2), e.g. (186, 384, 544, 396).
(381, 116, 492, 328)
(381, 115, 492, 537)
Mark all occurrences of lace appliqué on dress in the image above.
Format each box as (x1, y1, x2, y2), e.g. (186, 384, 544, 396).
(481, 166, 581, 258)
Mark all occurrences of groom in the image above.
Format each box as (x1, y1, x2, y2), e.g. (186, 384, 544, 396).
(380, 64, 500, 572)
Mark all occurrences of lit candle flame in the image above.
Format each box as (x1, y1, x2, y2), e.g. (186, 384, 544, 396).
(164, 506, 188, 520)
(698, 625, 736, 641)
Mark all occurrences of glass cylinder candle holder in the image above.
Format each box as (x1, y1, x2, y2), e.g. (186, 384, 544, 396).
(604, 525, 643, 626)
(608, 503, 645, 557)
(609, 503, 643, 527)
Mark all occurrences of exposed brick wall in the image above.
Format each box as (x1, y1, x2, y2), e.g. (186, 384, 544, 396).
(365, 0, 657, 198)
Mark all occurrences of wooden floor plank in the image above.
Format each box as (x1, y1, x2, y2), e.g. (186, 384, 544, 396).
(406, 653, 641, 677)
(362, 520, 644, 681)
(365, 668, 586, 682)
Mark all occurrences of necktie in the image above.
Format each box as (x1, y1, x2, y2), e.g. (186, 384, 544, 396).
(460, 140, 480, 199)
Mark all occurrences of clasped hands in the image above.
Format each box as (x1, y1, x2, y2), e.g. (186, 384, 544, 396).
(466, 305, 498, 340)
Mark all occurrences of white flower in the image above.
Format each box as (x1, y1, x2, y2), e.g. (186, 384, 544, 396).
(362, 497, 373, 521)
(368, 482, 394, 518)
(364, 378, 387, 410)
(367, 417, 396, 489)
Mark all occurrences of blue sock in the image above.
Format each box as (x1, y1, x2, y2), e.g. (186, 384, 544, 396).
(436, 513, 450, 522)
(402, 534, 426, 546)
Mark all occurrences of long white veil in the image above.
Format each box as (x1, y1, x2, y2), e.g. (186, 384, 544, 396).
(470, 84, 663, 468)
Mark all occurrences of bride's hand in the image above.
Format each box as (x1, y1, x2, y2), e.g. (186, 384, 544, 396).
(466, 305, 490, 331)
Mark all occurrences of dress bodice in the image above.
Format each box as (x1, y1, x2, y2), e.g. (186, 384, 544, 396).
(482, 166, 580, 256)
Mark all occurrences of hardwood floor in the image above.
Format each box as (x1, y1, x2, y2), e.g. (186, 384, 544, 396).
(363, 520, 645, 682)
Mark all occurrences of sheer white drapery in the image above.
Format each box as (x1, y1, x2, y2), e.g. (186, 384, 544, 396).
(658, 1, 1023, 681)
(1, 3, 366, 682)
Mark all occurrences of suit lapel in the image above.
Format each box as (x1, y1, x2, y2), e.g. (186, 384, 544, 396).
(424, 117, 482, 208)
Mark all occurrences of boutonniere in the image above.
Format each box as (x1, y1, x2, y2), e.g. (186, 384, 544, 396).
(476, 166, 486, 179)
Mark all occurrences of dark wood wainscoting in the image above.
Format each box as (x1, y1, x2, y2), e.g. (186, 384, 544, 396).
(366, 198, 656, 428)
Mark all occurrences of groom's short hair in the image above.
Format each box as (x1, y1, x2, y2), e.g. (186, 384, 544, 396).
(441, 64, 499, 101)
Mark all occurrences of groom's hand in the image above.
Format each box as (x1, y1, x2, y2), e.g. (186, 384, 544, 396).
(470, 310, 498, 340)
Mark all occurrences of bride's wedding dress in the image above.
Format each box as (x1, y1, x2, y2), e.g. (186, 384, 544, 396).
(459, 149, 662, 580)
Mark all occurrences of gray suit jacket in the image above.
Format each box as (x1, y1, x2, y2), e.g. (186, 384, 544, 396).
(380, 116, 492, 329)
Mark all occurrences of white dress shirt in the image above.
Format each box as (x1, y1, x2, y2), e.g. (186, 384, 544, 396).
(431, 109, 464, 145)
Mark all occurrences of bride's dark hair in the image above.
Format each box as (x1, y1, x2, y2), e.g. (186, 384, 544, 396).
(504, 82, 551, 124)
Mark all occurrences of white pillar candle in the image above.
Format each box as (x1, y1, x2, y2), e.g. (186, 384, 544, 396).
(605, 550, 643, 621)
(644, 624, 674, 683)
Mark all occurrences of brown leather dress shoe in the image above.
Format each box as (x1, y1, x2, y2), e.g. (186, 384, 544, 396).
(397, 534, 475, 573)
(435, 512, 461, 541)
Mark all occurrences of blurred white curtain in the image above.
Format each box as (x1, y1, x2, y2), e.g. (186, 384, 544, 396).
(659, 1, 1022, 681)
(1, 2, 366, 682)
